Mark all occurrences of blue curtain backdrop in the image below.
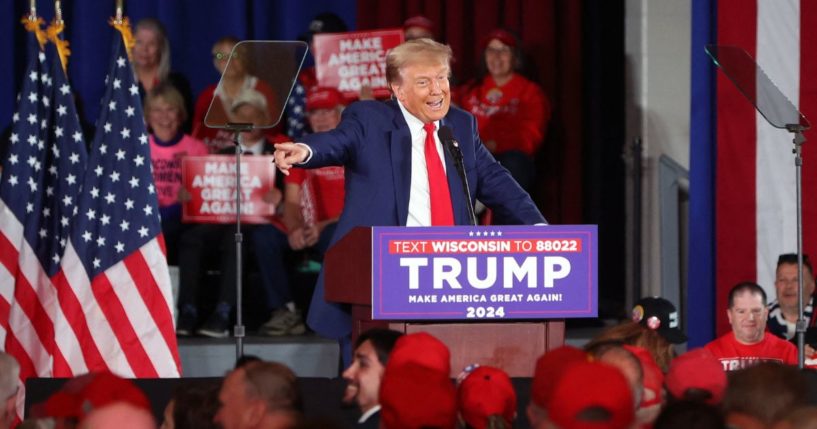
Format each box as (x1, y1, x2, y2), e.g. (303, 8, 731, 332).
(0, 0, 356, 131)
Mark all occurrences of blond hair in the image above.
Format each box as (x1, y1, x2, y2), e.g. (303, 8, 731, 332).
(386, 38, 453, 87)
(135, 18, 171, 82)
(144, 82, 188, 122)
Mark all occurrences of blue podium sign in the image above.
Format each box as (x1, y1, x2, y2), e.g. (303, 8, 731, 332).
(371, 225, 598, 320)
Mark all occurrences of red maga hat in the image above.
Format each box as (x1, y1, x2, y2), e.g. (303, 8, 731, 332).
(32, 371, 151, 422)
(547, 361, 635, 429)
(481, 29, 518, 50)
(457, 366, 516, 429)
(403, 15, 435, 33)
(387, 332, 451, 376)
(665, 348, 727, 405)
(306, 86, 344, 111)
(530, 345, 589, 409)
(380, 362, 457, 429)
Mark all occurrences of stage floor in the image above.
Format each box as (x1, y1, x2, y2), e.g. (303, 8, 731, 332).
(178, 333, 340, 378)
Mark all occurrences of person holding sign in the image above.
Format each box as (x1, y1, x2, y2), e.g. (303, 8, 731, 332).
(177, 90, 292, 338)
(273, 38, 546, 363)
(146, 83, 208, 265)
(283, 87, 346, 256)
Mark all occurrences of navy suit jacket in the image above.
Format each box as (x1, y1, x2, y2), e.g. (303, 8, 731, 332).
(301, 100, 546, 339)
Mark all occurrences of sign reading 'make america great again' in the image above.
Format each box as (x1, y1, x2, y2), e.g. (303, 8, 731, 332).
(371, 225, 598, 320)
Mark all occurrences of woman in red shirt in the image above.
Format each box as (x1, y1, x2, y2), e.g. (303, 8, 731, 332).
(458, 29, 551, 194)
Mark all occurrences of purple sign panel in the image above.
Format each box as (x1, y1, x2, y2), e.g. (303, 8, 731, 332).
(371, 225, 598, 320)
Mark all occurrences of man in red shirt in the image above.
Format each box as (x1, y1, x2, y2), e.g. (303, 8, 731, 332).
(705, 282, 797, 371)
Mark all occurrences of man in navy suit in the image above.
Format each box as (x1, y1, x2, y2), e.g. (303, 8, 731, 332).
(274, 38, 546, 363)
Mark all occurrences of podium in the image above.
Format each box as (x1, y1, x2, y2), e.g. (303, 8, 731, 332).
(325, 227, 568, 377)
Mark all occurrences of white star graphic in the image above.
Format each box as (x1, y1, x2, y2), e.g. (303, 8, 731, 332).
(39, 228, 47, 238)
(51, 145, 60, 157)
(125, 106, 135, 117)
(117, 57, 126, 67)
(61, 216, 69, 227)
(104, 122, 112, 133)
(10, 133, 18, 144)
(25, 202, 32, 212)
(60, 84, 70, 95)
(105, 193, 116, 204)
(29, 71, 38, 81)
(100, 144, 107, 154)
(113, 78, 121, 89)
(109, 100, 117, 111)
(62, 195, 72, 206)
(116, 149, 126, 160)
(101, 214, 110, 225)
(90, 187, 100, 198)
(138, 226, 149, 237)
(86, 209, 96, 220)
(143, 205, 152, 215)
(125, 199, 134, 210)
(120, 220, 130, 231)
(110, 171, 120, 182)
(95, 166, 104, 176)
(27, 92, 37, 103)
(27, 177, 37, 192)
(54, 126, 64, 138)
(72, 131, 83, 142)
(69, 153, 80, 164)
(8, 154, 18, 165)
(82, 231, 92, 242)
(139, 134, 148, 145)
(57, 105, 67, 116)
(27, 113, 37, 124)
(130, 176, 140, 188)
(129, 84, 139, 95)
(96, 236, 106, 247)
(52, 253, 60, 264)
(93, 258, 101, 268)
(27, 134, 36, 145)
(8, 176, 18, 186)
(148, 184, 155, 194)
(134, 155, 145, 166)
(115, 242, 125, 253)
(120, 128, 131, 139)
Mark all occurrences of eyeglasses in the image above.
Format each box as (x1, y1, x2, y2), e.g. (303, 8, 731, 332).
(213, 51, 238, 61)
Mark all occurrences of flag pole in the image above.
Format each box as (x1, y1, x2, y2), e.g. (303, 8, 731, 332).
(28, 0, 37, 20)
(54, 0, 63, 25)
(114, 0, 124, 25)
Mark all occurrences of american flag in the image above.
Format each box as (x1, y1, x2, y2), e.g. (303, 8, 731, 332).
(0, 26, 85, 382)
(50, 26, 181, 377)
(0, 23, 180, 379)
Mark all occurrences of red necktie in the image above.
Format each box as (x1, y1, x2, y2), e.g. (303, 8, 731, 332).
(423, 123, 454, 225)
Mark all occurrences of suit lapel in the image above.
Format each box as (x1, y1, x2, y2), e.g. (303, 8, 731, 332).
(388, 101, 412, 225)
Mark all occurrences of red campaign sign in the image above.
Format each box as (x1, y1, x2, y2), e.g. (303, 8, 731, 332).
(313, 28, 404, 99)
(181, 155, 277, 224)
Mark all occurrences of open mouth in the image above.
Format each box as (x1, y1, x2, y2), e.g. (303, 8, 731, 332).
(427, 99, 444, 110)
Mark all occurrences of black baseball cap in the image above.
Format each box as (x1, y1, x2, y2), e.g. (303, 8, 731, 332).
(299, 12, 348, 43)
(631, 297, 688, 344)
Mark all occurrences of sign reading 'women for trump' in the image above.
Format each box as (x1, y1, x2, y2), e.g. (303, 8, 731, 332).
(371, 225, 598, 320)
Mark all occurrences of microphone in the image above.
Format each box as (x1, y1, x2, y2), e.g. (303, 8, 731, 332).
(437, 125, 478, 226)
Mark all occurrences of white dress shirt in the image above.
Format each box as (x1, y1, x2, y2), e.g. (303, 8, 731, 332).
(396, 100, 448, 227)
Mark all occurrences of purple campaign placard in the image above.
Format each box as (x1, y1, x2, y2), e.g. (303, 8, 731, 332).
(371, 225, 598, 320)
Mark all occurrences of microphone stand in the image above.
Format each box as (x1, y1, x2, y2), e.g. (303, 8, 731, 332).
(786, 123, 808, 369)
(226, 122, 253, 360)
(443, 139, 478, 226)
